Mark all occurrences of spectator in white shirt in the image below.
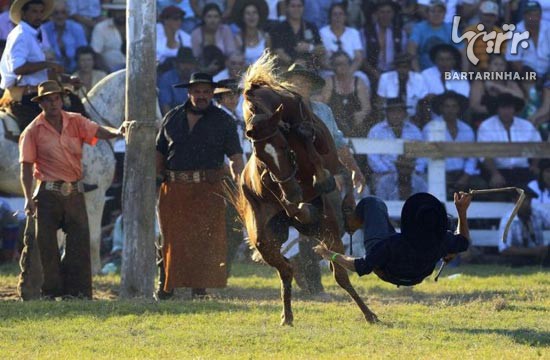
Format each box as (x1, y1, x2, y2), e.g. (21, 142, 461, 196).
(422, 43, 470, 97)
(377, 53, 428, 117)
(156, 6, 191, 72)
(424, 91, 485, 199)
(477, 93, 542, 190)
(367, 98, 427, 200)
(90, 1, 126, 72)
(506, 1, 550, 76)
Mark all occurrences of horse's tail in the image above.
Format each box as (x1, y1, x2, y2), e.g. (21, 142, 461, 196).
(222, 178, 266, 264)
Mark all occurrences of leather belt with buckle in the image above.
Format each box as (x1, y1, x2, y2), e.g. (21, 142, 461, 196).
(165, 169, 223, 184)
(41, 181, 84, 196)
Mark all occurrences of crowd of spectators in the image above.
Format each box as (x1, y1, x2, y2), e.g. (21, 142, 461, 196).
(1, 0, 549, 271)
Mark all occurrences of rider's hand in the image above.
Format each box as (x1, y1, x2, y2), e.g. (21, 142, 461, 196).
(24, 197, 36, 217)
(454, 191, 472, 214)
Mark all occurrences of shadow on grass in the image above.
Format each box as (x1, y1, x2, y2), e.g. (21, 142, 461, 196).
(443, 264, 549, 278)
(451, 327, 550, 347)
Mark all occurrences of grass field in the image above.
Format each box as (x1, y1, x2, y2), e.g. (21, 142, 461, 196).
(0, 262, 548, 359)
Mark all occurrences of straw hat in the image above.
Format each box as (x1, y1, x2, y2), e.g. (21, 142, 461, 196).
(10, 0, 54, 24)
(213, 78, 240, 94)
(31, 80, 65, 102)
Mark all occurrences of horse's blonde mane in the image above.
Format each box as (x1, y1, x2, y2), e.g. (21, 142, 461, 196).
(241, 50, 299, 97)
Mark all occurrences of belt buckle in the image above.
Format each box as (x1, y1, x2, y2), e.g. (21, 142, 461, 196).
(60, 182, 72, 196)
(192, 171, 201, 183)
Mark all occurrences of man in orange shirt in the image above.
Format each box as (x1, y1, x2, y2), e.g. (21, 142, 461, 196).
(18, 80, 124, 300)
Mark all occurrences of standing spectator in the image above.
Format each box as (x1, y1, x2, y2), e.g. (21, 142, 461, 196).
(156, 5, 191, 72)
(191, 3, 237, 58)
(90, 0, 126, 73)
(319, 3, 364, 75)
(71, 46, 106, 100)
(158, 46, 199, 115)
(506, 1, 550, 77)
(269, 0, 324, 68)
(424, 91, 482, 198)
(42, 0, 87, 73)
(498, 187, 550, 267)
(377, 53, 428, 117)
(408, 0, 458, 71)
(363, 1, 407, 80)
(477, 93, 542, 189)
(460, 1, 504, 72)
(232, 0, 271, 65)
(367, 98, 427, 200)
(469, 55, 525, 126)
(18, 80, 124, 299)
(0, 0, 64, 131)
(158, 0, 198, 34)
(320, 51, 371, 137)
(155, 72, 244, 300)
(528, 158, 550, 219)
(421, 43, 470, 97)
(66, 0, 102, 39)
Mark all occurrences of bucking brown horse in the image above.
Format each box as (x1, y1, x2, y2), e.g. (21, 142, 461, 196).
(227, 52, 378, 325)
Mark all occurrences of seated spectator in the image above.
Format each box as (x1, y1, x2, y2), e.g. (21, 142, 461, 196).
(530, 72, 550, 132)
(469, 55, 525, 126)
(424, 91, 484, 199)
(158, 47, 199, 115)
(506, 1, 550, 77)
(158, 0, 198, 34)
(269, 0, 324, 68)
(191, 3, 237, 59)
(477, 93, 542, 189)
(367, 98, 427, 200)
(417, 0, 458, 24)
(90, 0, 126, 72)
(302, 0, 337, 29)
(213, 50, 245, 81)
(528, 158, 550, 219)
(422, 43, 470, 97)
(377, 53, 428, 117)
(156, 6, 191, 72)
(408, 0, 458, 71)
(363, 0, 407, 82)
(71, 46, 107, 99)
(460, 1, 504, 72)
(67, 0, 103, 39)
(200, 44, 226, 75)
(498, 187, 550, 267)
(232, 0, 271, 65)
(320, 51, 371, 137)
(42, 0, 88, 73)
(191, 0, 237, 23)
(320, 3, 363, 75)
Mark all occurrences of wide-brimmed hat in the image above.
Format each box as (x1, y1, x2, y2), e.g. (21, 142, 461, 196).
(102, 0, 126, 11)
(10, 0, 55, 24)
(489, 93, 525, 113)
(30, 80, 65, 102)
(383, 97, 410, 110)
(213, 78, 240, 94)
(231, 0, 269, 28)
(160, 5, 185, 20)
(431, 91, 469, 116)
(173, 72, 220, 88)
(281, 63, 326, 90)
(401, 192, 448, 247)
(429, 43, 461, 66)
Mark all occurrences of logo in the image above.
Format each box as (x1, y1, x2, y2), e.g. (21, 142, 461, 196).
(451, 16, 530, 65)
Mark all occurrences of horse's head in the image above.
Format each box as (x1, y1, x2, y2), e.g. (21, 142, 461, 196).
(245, 103, 303, 205)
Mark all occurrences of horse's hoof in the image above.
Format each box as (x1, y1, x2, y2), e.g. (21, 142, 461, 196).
(365, 312, 380, 324)
(280, 318, 294, 326)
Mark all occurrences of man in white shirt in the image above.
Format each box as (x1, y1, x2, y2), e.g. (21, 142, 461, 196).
(477, 93, 542, 190)
(90, 1, 126, 72)
(421, 43, 470, 97)
(367, 98, 427, 200)
(377, 53, 428, 117)
(0, 0, 62, 130)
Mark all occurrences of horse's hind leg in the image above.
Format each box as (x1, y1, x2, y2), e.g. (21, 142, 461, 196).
(329, 240, 379, 324)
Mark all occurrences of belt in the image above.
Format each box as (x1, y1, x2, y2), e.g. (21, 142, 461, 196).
(40, 181, 84, 196)
(165, 169, 223, 184)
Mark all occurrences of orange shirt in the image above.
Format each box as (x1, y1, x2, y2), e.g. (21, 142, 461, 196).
(19, 111, 100, 182)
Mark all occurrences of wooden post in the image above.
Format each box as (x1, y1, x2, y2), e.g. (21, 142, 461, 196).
(120, 0, 157, 298)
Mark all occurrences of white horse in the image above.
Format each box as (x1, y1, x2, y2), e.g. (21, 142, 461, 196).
(0, 69, 158, 275)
